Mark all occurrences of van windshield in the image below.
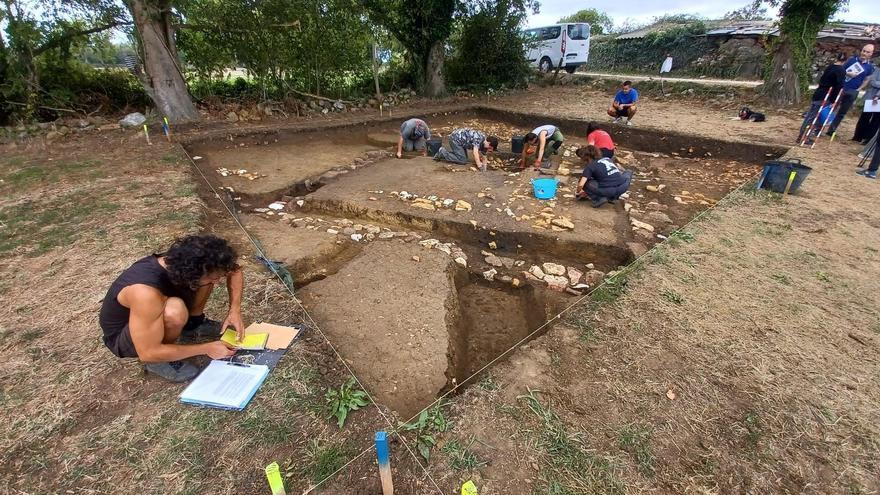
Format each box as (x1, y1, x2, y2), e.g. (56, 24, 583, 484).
(567, 24, 589, 41)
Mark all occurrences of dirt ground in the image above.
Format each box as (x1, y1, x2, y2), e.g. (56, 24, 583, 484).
(1, 81, 878, 494)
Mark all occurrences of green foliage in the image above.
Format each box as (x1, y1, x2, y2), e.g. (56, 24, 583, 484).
(617, 424, 655, 476)
(765, 0, 845, 100)
(557, 9, 613, 35)
(399, 401, 450, 460)
(590, 20, 713, 75)
(446, 0, 532, 90)
(323, 378, 369, 428)
(177, 0, 375, 99)
(441, 438, 486, 470)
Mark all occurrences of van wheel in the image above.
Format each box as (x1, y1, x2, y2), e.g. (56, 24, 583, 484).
(539, 58, 553, 73)
(564, 66, 576, 74)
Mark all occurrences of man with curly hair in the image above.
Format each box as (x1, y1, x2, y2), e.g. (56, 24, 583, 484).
(99, 234, 245, 381)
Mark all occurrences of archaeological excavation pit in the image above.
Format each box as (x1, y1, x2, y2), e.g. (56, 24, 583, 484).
(184, 108, 786, 416)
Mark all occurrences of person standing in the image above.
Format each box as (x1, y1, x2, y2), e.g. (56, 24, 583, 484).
(586, 122, 615, 158)
(798, 53, 846, 142)
(396, 118, 432, 158)
(852, 68, 880, 144)
(607, 81, 639, 125)
(434, 128, 499, 171)
(520, 124, 564, 170)
(828, 44, 875, 136)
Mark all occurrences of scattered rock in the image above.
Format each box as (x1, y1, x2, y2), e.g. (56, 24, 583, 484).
(45, 131, 61, 141)
(378, 232, 395, 239)
(226, 111, 239, 122)
(528, 265, 546, 280)
(455, 200, 472, 212)
(454, 257, 468, 267)
(296, 200, 305, 207)
(646, 211, 673, 225)
(511, 277, 522, 288)
(585, 263, 595, 270)
(583, 269, 605, 287)
(327, 229, 339, 234)
(119, 112, 147, 128)
(498, 257, 515, 269)
(412, 255, 421, 262)
(550, 217, 575, 230)
(544, 275, 569, 292)
(366, 225, 381, 234)
(342, 227, 356, 235)
(482, 268, 497, 281)
(419, 239, 440, 249)
(542, 263, 566, 276)
(627, 242, 648, 257)
(630, 218, 655, 232)
(350, 234, 363, 242)
(485, 255, 504, 267)
(567, 267, 583, 286)
(488, 241, 497, 250)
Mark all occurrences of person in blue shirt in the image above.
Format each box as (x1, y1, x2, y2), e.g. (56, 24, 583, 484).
(828, 44, 875, 136)
(607, 81, 639, 126)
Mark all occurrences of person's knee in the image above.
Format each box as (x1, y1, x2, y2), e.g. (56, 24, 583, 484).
(164, 297, 188, 332)
(607, 108, 616, 116)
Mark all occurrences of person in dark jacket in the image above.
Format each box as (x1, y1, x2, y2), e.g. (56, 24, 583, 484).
(99, 234, 244, 381)
(852, 68, 880, 143)
(799, 52, 847, 142)
(575, 145, 632, 208)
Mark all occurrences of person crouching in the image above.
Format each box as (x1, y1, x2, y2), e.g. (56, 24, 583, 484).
(575, 145, 632, 208)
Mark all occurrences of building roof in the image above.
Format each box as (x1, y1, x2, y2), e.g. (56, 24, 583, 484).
(619, 20, 880, 42)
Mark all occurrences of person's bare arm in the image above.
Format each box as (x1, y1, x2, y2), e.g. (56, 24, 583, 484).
(126, 285, 233, 362)
(221, 266, 245, 340)
(534, 132, 547, 168)
(396, 135, 404, 158)
(576, 176, 587, 194)
(472, 144, 484, 167)
(519, 145, 528, 168)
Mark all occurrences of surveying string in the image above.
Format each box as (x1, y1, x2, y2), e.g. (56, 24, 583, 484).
(177, 144, 445, 495)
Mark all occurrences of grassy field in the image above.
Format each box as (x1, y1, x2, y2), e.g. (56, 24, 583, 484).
(1, 84, 878, 494)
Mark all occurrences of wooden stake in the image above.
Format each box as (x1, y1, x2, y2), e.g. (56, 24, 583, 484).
(782, 170, 797, 197)
(143, 124, 152, 145)
(375, 431, 393, 495)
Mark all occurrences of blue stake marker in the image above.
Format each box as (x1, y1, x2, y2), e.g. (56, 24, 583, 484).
(375, 431, 394, 495)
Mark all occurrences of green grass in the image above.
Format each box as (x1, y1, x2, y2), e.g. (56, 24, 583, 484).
(618, 424, 655, 476)
(1, 160, 103, 190)
(743, 411, 763, 454)
(441, 438, 487, 471)
(816, 271, 832, 283)
(477, 373, 500, 391)
(19, 328, 45, 342)
(661, 290, 684, 305)
(771, 273, 791, 286)
(239, 405, 295, 445)
(0, 190, 120, 256)
(518, 390, 624, 494)
(294, 440, 349, 484)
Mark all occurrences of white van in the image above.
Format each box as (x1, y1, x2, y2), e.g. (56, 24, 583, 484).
(523, 23, 591, 73)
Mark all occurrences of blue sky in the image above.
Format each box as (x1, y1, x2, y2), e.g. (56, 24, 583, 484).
(526, 0, 880, 29)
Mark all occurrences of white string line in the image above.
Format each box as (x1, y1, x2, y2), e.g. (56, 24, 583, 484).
(391, 163, 769, 429)
(177, 144, 445, 495)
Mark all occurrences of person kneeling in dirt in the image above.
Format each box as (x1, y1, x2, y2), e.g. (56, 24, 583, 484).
(520, 124, 564, 170)
(575, 145, 632, 208)
(434, 128, 499, 171)
(607, 81, 638, 125)
(586, 122, 615, 159)
(99, 234, 244, 382)
(396, 118, 431, 158)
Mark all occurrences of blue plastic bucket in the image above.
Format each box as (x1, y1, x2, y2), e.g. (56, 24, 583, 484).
(532, 178, 558, 199)
(818, 105, 835, 125)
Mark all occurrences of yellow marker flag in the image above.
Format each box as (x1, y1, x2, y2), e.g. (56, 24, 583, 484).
(462, 480, 478, 495)
(265, 462, 286, 495)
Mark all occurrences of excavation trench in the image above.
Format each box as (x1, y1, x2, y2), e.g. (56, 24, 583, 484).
(187, 106, 785, 416)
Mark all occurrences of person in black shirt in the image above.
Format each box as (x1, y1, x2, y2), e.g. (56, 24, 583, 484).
(575, 145, 632, 208)
(799, 52, 847, 143)
(99, 235, 245, 381)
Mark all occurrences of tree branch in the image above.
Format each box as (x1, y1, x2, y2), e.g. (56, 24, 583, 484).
(34, 21, 133, 57)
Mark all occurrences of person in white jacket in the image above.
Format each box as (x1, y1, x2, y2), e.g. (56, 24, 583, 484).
(852, 68, 880, 144)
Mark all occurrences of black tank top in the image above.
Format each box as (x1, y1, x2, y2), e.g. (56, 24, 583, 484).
(99, 255, 196, 341)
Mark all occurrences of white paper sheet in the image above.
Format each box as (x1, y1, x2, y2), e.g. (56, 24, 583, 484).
(179, 360, 269, 410)
(864, 99, 880, 113)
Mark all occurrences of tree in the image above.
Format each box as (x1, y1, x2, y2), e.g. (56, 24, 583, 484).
(723, 0, 770, 20)
(124, 0, 199, 122)
(557, 8, 613, 35)
(447, 0, 533, 88)
(764, 0, 845, 104)
(361, 0, 456, 97)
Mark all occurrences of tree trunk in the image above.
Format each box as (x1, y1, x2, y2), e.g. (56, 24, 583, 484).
(424, 41, 446, 98)
(765, 38, 801, 105)
(128, 0, 199, 123)
(371, 41, 382, 101)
